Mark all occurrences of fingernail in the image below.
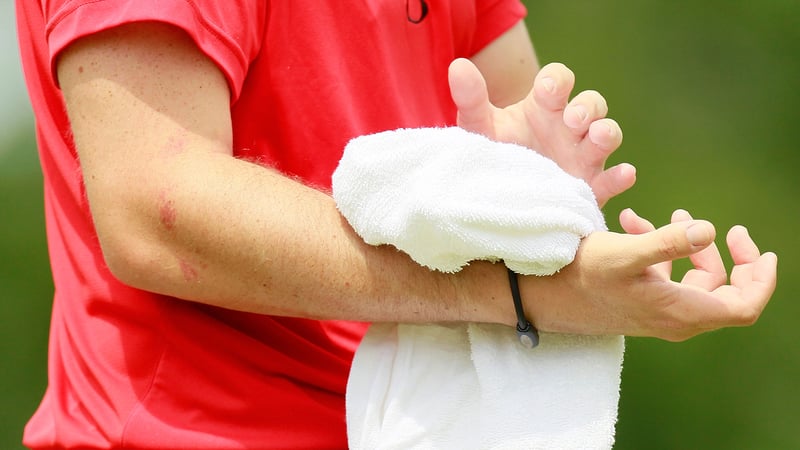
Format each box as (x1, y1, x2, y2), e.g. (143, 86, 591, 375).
(672, 208, 692, 222)
(569, 104, 588, 122)
(619, 163, 636, 178)
(686, 223, 711, 246)
(541, 77, 555, 93)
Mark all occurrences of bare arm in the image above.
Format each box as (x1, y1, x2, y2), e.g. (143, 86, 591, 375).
(58, 22, 511, 324)
(469, 20, 539, 107)
(59, 22, 776, 341)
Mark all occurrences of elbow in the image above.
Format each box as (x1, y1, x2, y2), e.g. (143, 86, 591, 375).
(87, 181, 182, 290)
(96, 223, 165, 290)
(90, 200, 178, 291)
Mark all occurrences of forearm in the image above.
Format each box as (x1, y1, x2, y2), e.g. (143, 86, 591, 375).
(58, 22, 518, 327)
(59, 22, 776, 341)
(100, 149, 515, 325)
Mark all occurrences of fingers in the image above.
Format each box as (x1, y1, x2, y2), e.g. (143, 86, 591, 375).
(580, 119, 624, 203)
(726, 226, 778, 318)
(691, 250, 777, 332)
(563, 208, 775, 340)
(529, 64, 627, 202)
(531, 62, 574, 112)
(751, 252, 779, 286)
(741, 252, 779, 311)
(448, 58, 496, 136)
(452, 58, 630, 208)
(586, 118, 623, 154)
(589, 163, 636, 207)
(587, 210, 776, 341)
(671, 210, 727, 290)
(619, 208, 672, 276)
(726, 226, 763, 287)
(634, 215, 775, 337)
(627, 218, 716, 269)
(701, 231, 777, 329)
(564, 90, 608, 134)
(619, 208, 655, 234)
(726, 225, 761, 265)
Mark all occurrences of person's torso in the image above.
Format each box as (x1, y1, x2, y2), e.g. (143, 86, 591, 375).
(17, 0, 523, 447)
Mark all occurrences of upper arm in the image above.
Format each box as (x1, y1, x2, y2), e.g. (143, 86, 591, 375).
(57, 21, 233, 166)
(469, 20, 539, 107)
(56, 21, 233, 262)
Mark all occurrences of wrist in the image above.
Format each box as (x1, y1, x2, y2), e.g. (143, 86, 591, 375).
(507, 267, 539, 348)
(453, 261, 518, 327)
(517, 272, 561, 334)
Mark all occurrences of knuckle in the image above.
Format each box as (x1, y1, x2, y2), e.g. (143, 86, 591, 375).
(657, 233, 685, 260)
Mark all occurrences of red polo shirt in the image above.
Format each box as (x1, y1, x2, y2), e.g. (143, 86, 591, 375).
(16, 0, 527, 447)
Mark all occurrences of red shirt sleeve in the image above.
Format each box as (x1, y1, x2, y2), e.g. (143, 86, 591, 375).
(43, 0, 265, 101)
(470, 0, 528, 55)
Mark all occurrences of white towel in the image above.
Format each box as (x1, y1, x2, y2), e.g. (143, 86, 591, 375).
(332, 127, 605, 275)
(332, 127, 624, 450)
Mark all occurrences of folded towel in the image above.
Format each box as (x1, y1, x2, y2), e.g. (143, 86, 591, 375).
(333, 127, 624, 450)
(332, 127, 606, 275)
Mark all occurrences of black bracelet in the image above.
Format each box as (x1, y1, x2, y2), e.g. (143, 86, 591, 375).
(507, 267, 539, 349)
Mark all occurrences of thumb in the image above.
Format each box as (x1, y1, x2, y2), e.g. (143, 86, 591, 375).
(448, 58, 495, 135)
(628, 219, 716, 268)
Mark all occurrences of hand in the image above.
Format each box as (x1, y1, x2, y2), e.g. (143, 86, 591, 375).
(527, 209, 778, 341)
(448, 58, 636, 207)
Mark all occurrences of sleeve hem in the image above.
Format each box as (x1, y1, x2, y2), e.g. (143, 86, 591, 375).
(46, 0, 249, 102)
(470, 0, 528, 56)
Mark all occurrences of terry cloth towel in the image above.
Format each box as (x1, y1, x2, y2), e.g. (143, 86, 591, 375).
(332, 127, 625, 450)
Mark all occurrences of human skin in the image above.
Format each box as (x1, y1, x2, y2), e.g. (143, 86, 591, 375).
(56, 20, 777, 342)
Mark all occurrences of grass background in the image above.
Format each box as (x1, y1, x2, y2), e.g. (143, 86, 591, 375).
(2, 0, 798, 448)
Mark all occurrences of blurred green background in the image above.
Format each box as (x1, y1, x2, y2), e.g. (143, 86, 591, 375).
(2, 0, 797, 449)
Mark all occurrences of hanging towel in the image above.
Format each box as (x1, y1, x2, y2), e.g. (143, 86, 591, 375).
(332, 127, 624, 450)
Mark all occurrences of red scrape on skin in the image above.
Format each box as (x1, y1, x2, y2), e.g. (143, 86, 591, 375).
(179, 259, 199, 282)
(158, 190, 177, 230)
